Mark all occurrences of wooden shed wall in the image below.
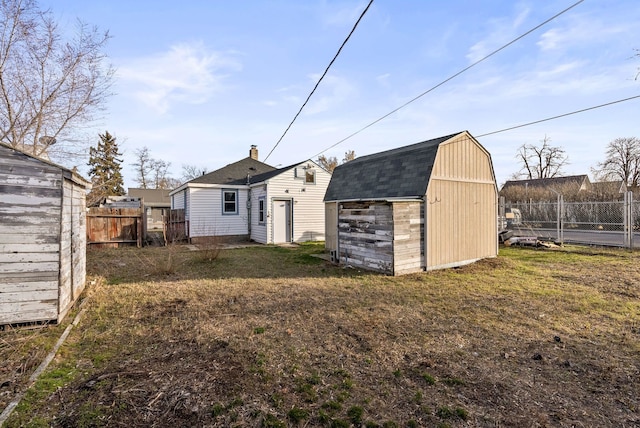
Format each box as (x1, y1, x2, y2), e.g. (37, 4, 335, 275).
(425, 134, 497, 270)
(338, 201, 393, 274)
(0, 146, 62, 324)
(59, 177, 88, 322)
(392, 202, 422, 275)
(324, 202, 337, 251)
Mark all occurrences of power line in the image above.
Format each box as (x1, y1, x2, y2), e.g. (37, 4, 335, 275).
(264, 0, 374, 162)
(310, 0, 584, 160)
(476, 94, 640, 138)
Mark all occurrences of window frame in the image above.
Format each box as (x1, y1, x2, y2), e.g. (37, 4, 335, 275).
(304, 169, 316, 184)
(258, 197, 266, 224)
(222, 189, 238, 215)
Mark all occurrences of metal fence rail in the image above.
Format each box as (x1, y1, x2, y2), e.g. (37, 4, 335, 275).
(501, 191, 638, 248)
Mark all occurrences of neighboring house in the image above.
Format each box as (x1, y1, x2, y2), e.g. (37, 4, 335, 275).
(170, 146, 331, 244)
(128, 188, 171, 230)
(0, 142, 90, 325)
(324, 131, 498, 275)
(590, 180, 626, 200)
(500, 175, 591, 201)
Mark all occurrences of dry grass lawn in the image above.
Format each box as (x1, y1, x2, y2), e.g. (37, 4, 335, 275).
(1, 242, 639, 427)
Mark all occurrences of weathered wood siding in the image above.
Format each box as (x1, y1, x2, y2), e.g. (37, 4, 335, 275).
(338, 201, 394, 274)
(0, 145, 61, 324)
(425, 133, 498, 270)
(392, 201, 423, 275)
(324, 202, 337, 251)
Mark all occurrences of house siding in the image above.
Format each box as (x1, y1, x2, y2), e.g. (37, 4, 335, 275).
(250, 186, 268, 244)
(266, 162, 329, 243)
(188, 187, 249, 238)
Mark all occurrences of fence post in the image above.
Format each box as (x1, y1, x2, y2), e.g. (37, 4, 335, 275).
(624, 191, 633, 248)
(556, 193, 564, 245)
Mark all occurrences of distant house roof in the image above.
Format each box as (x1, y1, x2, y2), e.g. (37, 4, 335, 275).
(128, 188, 171, 207)
(323, 132, 461, 202)
(188, 157, 276, 185)
(501, 175, 590, 194)
(590, 180, 626, 195)
(225, 160, 324, 185)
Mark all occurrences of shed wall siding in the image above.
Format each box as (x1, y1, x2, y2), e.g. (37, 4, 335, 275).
(424, 134, 498, 270)
(392, 202, 423, 275)
(324, 202, 338, 251)
(0, 146, 62, 324)
(338, 202, 393, 274)
(266, 164, 329, 243)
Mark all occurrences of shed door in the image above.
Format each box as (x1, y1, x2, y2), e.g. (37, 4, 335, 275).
(273, 200, 291, 243)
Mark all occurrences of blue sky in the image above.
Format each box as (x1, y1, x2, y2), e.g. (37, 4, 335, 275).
(43, 0, 639, 188)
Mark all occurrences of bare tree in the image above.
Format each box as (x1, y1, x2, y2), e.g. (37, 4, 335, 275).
(132, 147, 153, 189)
(318, 150, 356, 173)
(317, 155, 339, 172)
(342, 149, 356, 163)
(515, 135, 568, 179)
(181, 164, 209, 182)
(132, 146, 179, 189)
(592, 137, 640, 189)
(0, 0, 114, 161)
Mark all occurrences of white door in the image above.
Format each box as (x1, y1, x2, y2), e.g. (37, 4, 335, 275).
(273, 200, 291, 243)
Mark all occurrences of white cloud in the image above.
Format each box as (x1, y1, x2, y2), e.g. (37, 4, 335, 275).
(117, 42, 242, 114)
(466, 5, 531, 63)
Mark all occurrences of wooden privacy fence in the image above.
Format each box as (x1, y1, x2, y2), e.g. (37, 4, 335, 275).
(164, 209, 188, 244)
(87, 207, 143, 248)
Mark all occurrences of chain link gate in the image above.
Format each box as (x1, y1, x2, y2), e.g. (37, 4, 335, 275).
(500, 191, 636, 248)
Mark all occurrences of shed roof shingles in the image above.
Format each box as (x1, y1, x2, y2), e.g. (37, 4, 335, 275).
(324, 133, 458, 202)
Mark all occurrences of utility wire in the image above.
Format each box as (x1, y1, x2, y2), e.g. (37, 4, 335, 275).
(310, 0, 584, 160)
(264, 0, 374, 162)
(476, 94, 640, 138)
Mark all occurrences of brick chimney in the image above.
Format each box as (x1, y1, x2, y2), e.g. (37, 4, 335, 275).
(249, 145, 258, 160)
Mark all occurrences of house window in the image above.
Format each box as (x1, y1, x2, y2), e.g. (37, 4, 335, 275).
(305, 169, 316, 184)
(222, 189, 238, 215)
(258, 197, 265, 224)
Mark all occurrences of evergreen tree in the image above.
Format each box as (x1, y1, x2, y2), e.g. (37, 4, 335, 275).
(87, 131, 125, 206)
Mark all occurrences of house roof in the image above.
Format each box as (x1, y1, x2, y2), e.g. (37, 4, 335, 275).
(127, 188, 171, 207)
(323, 132, 462, 202)
(500, 175, 590, 193)
(188, 157, 276, 185)
(225, 159, 324, 185)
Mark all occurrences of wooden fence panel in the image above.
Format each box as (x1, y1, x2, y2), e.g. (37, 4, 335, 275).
(87, 208, 142, 248)
(164, 209, 188, 244)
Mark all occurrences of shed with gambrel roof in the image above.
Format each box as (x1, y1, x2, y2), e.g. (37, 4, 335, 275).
(324, 131, 498, 275)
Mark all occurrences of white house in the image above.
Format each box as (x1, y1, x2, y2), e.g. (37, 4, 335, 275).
(170, 146, 331, 244)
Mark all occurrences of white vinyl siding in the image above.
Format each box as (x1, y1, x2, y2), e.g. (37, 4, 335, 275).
(249, 186, 268, 243)
(266, 161, 329, 243)
(188, 187, 248, 237)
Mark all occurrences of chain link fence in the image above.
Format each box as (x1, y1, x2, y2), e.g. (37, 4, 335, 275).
(500, 192, 638, 248)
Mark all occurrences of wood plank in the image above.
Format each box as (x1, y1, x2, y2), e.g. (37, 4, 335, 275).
(0, 304, 58, 324)
(0, 233, 59, 244)
(0, 271, 58, 282)
(0, 243, 59, 253)
(0, 290, 58, 303)
(0, 281, 57, 293)
(0, 262, 59, 273)
(0, 252, 59, 263)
